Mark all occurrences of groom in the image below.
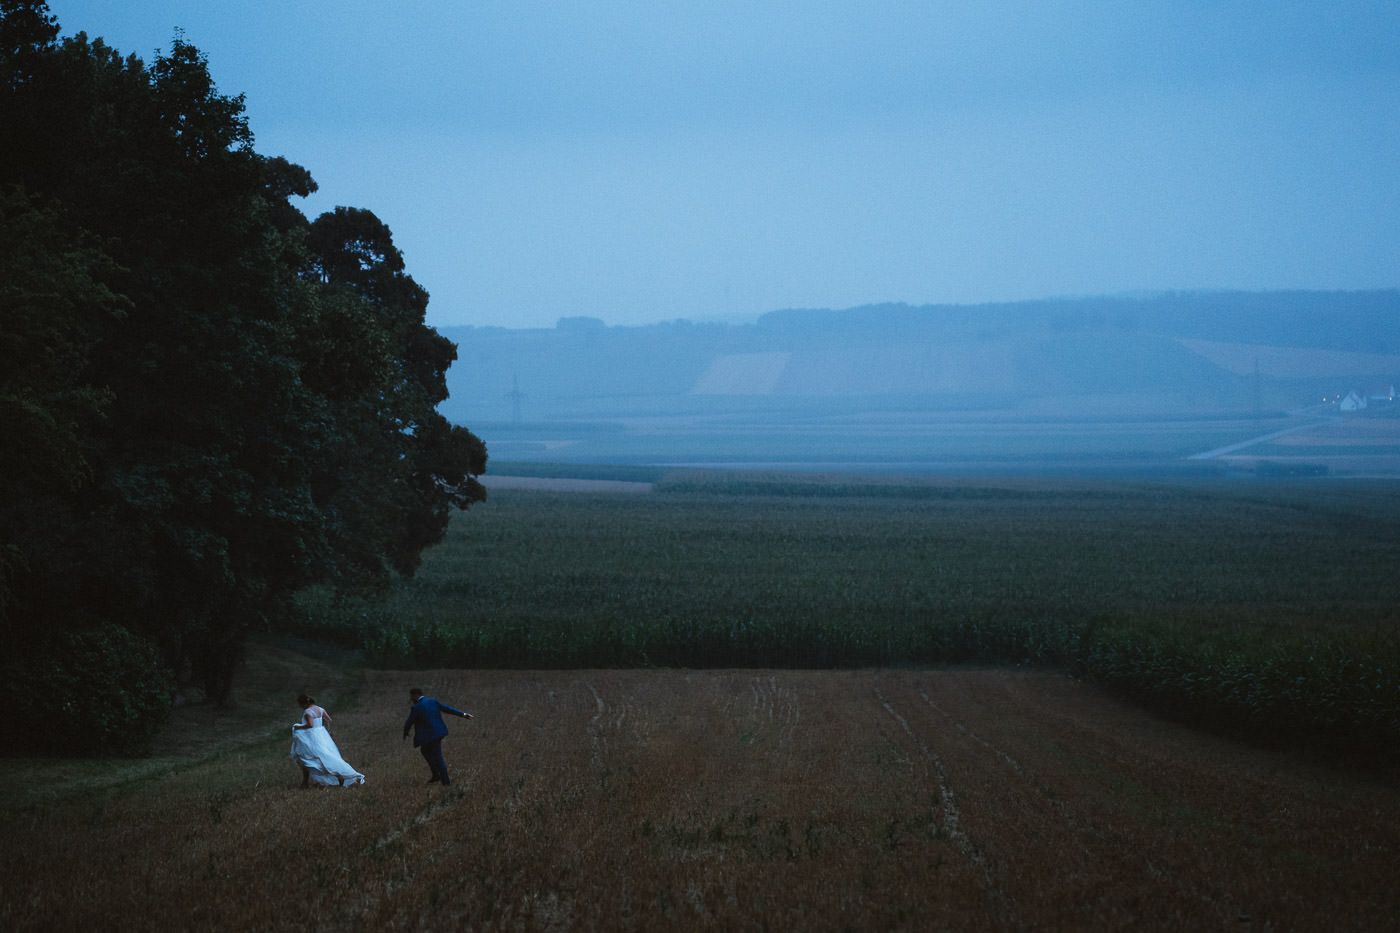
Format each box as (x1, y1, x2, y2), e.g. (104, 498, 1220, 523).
(403, 688, 473, 785)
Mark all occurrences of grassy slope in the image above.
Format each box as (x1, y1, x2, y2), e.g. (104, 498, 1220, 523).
(0, 638, 362, 811)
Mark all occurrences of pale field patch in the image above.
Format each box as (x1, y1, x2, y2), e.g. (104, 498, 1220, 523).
(3, 657, 1399, 930)
(1274, 418, 1400, 448)
(1180, 338, 1400, 378)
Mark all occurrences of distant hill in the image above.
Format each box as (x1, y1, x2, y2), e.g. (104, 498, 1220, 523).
(753, 291, 1400, 352)
(437, 290, 1400, 425)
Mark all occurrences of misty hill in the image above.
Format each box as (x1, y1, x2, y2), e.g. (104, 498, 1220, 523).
(439, 290, 1400, 427)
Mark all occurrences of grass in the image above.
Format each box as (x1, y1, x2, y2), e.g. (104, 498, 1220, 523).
(0, 637, 362, 812)
(296, 474, 1400, 758)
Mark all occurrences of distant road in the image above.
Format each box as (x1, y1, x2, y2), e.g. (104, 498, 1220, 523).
(485, 475, 654, 494)
(1187, 410, 1334, 460)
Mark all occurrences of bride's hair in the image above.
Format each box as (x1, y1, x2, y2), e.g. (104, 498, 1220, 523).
(297, 693, 315, 707)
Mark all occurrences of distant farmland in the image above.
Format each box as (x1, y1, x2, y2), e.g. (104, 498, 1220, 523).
(443, 292, 1400, 475)
(1180, 337, 1400, 378)
(480, 401, 1400, 478)
(480, 409, 1302, 473)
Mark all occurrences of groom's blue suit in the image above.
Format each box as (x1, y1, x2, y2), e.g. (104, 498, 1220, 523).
(404, 696, 470, 785)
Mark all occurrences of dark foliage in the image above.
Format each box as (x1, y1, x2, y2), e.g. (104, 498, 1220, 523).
(0, 1, 485, 747)
(0, 623, 174, 755)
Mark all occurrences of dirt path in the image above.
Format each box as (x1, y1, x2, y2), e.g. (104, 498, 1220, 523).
(2, 665, 1397, 930)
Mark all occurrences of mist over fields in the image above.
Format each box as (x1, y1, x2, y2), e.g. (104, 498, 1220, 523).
(440, 290, 1400, 474)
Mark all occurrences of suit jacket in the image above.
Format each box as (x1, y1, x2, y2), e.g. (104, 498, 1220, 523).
(403, 696, 467, 747)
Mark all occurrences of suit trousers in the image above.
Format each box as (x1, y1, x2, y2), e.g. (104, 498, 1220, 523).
(419, 738, 450, 784)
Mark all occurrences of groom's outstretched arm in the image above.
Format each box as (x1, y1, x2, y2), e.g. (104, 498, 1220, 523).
(441, 703, 473, 719)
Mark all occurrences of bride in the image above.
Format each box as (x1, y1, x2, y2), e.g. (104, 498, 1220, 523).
(290, 694, 365, 787)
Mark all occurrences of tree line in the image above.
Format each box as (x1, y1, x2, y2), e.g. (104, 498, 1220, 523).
(0, 1, 486, 753)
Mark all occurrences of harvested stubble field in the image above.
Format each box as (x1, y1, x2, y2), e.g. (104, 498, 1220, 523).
(3, 655, 1399, 930)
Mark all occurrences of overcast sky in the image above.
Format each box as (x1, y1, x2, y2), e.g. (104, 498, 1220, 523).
(47, 1, 1400, 328)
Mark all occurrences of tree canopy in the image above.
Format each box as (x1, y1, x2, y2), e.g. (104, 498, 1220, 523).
(0, 0, 486, 750)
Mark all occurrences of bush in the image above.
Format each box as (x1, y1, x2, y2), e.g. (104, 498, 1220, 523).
(0, 624, 174, 756)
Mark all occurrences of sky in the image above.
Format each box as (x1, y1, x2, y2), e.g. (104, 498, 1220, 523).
(46, 1, 1400, 329)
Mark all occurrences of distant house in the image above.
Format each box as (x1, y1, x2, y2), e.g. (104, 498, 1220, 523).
(1367, 384, 1396, 402)
(1339, 390, 1367, 411)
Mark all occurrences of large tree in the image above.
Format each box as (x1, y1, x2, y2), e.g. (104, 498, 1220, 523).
(0, 1, 485, 746)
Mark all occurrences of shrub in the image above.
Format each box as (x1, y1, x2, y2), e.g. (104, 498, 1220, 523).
(0, 624, 174, 756)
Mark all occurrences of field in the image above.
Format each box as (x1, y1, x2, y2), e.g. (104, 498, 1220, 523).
(482, 408, 1276, 472)
(6, 475, 1400, 929)
(1228, 415, 1400, 475)
(3, 648, 1399, 930)
(316, 475, 1400, 651)
(296, 475, 1400, 759)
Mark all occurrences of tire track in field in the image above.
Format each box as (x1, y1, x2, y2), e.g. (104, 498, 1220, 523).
(875, 686, 1006, 916)
(582, 672, 638, 790)
(749, 675, 801, 748)
(369, 785, 473, 852)
(352, 678, 580, 927)
(346, 781, 478, 924)
(750, 677, 773, 721)
(918, 688, 1026, 779)
(920, 674, 1251, 924)
(586, 681, 614, 790)
(913, 674, 1234, 924)
(915, 679, 1113, 899)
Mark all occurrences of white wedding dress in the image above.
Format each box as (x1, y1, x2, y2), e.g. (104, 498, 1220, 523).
(289, 707, 365, 786)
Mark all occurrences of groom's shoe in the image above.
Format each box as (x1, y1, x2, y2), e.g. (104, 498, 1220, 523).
(427, 776, 441, 784)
